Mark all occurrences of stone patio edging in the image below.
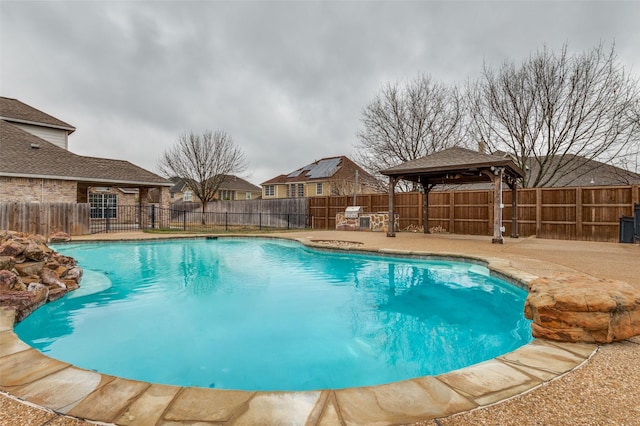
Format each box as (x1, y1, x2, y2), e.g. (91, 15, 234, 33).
(0, 236, 597, 425)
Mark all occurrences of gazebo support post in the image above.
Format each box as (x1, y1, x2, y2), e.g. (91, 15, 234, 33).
(510, 181, 519, 238)
(422, 183, 432, 234)
(387, 176, 397, 237)
(492, 168, 504, 244)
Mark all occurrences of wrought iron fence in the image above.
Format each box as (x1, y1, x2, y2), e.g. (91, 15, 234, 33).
(91, 205, 309, 233)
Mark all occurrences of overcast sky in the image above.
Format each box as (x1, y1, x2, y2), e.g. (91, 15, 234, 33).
(2, 1, 639, 185)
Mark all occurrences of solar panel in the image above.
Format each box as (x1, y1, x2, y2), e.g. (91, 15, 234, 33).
(306, 158, 342, 178)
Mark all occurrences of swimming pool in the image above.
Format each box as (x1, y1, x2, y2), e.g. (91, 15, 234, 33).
(15, 238, 531, 391)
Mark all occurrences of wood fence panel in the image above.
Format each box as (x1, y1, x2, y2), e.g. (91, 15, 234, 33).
(306, 185, 636, 242)
(450, 191, 490, 235)
(516, 189, 538, 237)
(580, 186, 633, 242)
(426, 192, 450, 232)
(538, 188, 577, 240)
(0, 202, 90, 236)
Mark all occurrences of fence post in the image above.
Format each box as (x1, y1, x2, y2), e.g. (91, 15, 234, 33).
(535, 188, 542, 238)
(106, 213, 110, 233)
(225, 212, 228, 231)
(576, 188, 583, 240)
(287, 214, 290, 229)
(183, 210, 186, 231)
(259, 212, 262, 230)
(151, 205, 156, 229)
(324, 196, 329, 230)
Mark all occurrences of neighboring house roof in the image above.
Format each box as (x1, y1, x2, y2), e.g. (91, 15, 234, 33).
(261, 156, 376, 185)
(219, 175, 261, 192)
(0, 97, 76, 133)
(525, 154, 640, 187)
(0, 120, 171, 187)
(169, 175, 260, 194)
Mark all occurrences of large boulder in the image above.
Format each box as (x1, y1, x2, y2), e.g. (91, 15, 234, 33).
(0, 231, 82, 322)
(525, 273, 640, 343)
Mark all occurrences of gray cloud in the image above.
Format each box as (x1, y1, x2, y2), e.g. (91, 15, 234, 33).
(2, 1, 639, 185)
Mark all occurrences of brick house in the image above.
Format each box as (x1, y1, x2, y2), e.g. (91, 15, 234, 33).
(261, 156, 381, 199)
(0, 97, 172, 216)
(169, 175, 262, 203)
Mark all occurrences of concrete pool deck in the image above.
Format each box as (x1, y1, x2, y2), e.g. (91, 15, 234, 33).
(1, 230, 639, 425)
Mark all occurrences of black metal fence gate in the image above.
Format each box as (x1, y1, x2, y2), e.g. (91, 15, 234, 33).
(90, 205, 309, 234)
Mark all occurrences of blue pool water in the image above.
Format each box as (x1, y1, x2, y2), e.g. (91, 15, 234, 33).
(15, 238, 531, 391)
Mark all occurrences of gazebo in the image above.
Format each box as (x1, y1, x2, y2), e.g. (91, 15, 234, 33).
(380, 147, 524, 243)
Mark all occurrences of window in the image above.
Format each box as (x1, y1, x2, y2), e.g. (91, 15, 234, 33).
(316, 182, 323, 195)
(298, 183, 304, 197)
(246, 192, 252, 200)
(183, 191, 193, 202)
(89, 193, 117, 219)
(220, 190, 236, 200)
(264, 185, 275, 197)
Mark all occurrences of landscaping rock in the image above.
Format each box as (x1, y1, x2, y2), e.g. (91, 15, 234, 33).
(0, 256, 14, 270)
(48, 231, 71, 243)
(24, 242, 50, 261)
(0, 270, 24, 291)
(0, 240, 25, 257)
(525, 273, 640, 343)
(0, 283, 49, 322)
(14, 261, 45, 277)
(0, 230, 81, 322)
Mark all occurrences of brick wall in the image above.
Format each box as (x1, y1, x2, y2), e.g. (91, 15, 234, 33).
(0, 177, 77, 203)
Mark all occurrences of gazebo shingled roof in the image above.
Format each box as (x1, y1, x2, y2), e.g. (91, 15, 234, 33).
(380, 147, 525, 243)
(381, 147, 524, 184)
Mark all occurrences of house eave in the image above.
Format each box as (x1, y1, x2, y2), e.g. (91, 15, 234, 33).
(0, 116, 76, 134)
(0, 172, 172, 187)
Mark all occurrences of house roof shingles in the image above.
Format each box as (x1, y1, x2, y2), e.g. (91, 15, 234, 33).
(169, 175, 261, 194)
(0, 97, 76, 133)
(0, 121, 171, 187)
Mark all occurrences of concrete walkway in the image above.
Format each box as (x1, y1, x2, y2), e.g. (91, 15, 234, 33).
(1, 231, 638, 425)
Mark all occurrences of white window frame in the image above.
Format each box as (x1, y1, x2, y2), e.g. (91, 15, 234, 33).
(89, 193, 117, 219)
(264, 185, 275, 197)
(297, 183, 304, 197)
(316, 182, 323, 195)
(183, 191, 193, 202)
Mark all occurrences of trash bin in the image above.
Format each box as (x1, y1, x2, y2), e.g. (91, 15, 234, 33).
(634, 203, 640, 242)
(619, 216, 634, 243)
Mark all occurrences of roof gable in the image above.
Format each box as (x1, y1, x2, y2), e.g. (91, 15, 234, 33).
(0, 97, 76, 133)
(0, 121, 170, 186)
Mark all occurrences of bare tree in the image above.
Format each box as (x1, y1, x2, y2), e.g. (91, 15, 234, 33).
(355, 74, 467, 190)
(468, 43, 640, 187)
(157, 130, 247, 223)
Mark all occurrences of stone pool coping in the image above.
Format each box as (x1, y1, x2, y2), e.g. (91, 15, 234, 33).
(0, 235, 598, 425)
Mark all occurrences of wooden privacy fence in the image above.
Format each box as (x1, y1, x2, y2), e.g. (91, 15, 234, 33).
(309, 185, 640, 242)
(0, 202, 91, 236)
